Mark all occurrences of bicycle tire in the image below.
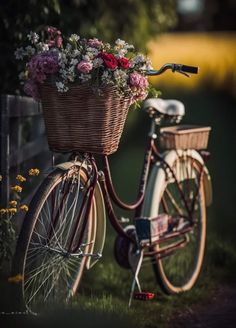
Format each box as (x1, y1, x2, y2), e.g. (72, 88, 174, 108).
(143, 151, 206, 294)
(12, 165, 95, 314)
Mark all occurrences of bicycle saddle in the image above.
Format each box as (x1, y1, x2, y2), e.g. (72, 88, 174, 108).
(142, 98, 185, 117)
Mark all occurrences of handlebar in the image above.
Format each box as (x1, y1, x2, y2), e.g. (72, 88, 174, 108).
(145, 63, 199, 77)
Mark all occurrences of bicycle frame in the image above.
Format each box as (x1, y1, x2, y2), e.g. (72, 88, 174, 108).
(68, 116, 206, 258)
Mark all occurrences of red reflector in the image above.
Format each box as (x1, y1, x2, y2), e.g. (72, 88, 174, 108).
(134, 292, 155, 300)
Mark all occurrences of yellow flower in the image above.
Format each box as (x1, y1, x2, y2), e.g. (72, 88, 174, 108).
(16, 174, 26, 182)
(8, 274, 23, 283)
(29, 168, 40, 176)
(0, 208, 7, 215)
(20, 205, 29, 212)
(8, 208, 17, 215)
(11, 185, 22, 193)
(9, 200, 17, 207)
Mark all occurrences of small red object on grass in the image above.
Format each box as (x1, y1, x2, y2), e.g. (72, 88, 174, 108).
(134, 292, 155, 300)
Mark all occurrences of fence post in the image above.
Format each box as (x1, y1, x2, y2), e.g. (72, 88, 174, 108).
(0, 95, 10, 207)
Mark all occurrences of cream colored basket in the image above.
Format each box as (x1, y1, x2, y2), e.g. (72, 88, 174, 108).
(160, 125, 211, 150)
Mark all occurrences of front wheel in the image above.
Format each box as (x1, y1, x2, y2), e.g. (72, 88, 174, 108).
(144, 151, 206, 294)
(12, 165, 95, 314)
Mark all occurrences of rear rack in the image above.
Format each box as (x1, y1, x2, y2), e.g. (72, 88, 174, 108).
(160, 125, 211, 150)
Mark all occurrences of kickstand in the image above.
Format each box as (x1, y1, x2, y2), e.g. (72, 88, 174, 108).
(128, 248, 144, 307)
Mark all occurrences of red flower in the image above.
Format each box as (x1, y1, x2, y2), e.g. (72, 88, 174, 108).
(98, 52, 118, 69)
(118, 57, 130, 69)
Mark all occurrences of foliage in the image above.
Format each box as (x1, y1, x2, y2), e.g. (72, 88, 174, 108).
(0, 170, 40, 269)
(0, 0, 177, 94)
(15, 27, 152, 104)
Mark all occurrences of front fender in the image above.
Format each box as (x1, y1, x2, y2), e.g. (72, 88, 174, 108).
(56, 161, 106, 269)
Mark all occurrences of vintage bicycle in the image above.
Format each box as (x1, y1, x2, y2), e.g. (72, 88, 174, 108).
(12, 63, 212, 313)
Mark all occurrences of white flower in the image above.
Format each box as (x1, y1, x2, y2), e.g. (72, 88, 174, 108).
(116, 49, 128, 58)
(115, 39, 126, 48)
(56, 82, 69, 92)
(69, 34, 80, 42)
(86, 47, 99, 56)
(70, 58, 78, 66)
(37, 42, 49, 52)
(131, 54, 146, 65)
(101, 71, 114, 86)
(18, 71, 26, 80)
(14, 47, 25, 60)
(25, 46, 35, 56)
(93, 57, 103, 68)
(115, 39, 134, 53)
(114, 69, 128, 82)
(67, 66, 76, 82)
(82, 54, 90, 62)
(27, 32, 39, 44)
(58, 53, 68, 67)
(71, 49, 80, 58)
(101, 71, 109, 81)
(59, 68, 68, 80)
(79, 74, 91, 82)
(66, 44, 72, 51)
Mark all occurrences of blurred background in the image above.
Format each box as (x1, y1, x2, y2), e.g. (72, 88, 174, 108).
(0, 0, 236, 326)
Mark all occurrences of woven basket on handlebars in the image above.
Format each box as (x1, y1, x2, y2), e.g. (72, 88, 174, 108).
(40, 83, 132, 155)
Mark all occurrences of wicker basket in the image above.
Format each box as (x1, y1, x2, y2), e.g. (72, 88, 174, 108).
(160, 125, 211, 150)
(40, 83, 132, 155)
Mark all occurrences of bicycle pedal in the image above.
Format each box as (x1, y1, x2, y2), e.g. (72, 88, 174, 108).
(133, 292, 155, 301)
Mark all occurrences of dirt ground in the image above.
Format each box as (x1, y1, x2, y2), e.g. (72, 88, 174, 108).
(168, 284, 236, 328)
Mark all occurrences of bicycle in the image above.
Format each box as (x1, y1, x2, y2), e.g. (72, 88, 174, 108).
(12, 63, 212, 314)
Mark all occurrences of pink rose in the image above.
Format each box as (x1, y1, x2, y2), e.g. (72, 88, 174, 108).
(77, 60, 93, 73)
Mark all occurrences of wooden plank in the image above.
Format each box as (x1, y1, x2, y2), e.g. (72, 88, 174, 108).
(0, 96, 10, 206)
(10, 135, 49, 167)
(1, 95, 42, 117)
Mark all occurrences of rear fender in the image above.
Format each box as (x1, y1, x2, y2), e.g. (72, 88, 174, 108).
(142, 149, 212, 217)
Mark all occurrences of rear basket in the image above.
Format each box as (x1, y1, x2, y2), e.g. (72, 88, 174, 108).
(160, 125, 211, 150)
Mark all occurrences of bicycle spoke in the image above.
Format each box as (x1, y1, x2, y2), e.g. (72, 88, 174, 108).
(19, 168, 93, 313)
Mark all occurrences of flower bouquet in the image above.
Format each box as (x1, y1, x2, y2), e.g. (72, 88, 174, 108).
(15, 27, 153, 154)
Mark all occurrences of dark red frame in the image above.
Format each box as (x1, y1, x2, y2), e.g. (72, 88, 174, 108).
(67, 121, 205, 258)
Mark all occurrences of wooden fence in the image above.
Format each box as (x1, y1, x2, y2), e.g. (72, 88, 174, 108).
(0, 94, 50, 209)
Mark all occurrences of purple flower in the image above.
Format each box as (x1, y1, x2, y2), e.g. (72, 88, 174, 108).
(24, 80, 40, 100)
(77, 60, 93, 74)
(87, 38, 103, 48)
(28, 52, 59, 83)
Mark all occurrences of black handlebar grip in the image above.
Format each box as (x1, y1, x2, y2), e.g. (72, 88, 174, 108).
(181, 65, 199, 74)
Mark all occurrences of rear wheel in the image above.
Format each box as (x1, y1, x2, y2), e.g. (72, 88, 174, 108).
(12, 166, 95, 313)
(151, 155, 206, 294)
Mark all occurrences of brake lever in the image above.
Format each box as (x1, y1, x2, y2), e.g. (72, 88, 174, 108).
(177, 70, 190, 78)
